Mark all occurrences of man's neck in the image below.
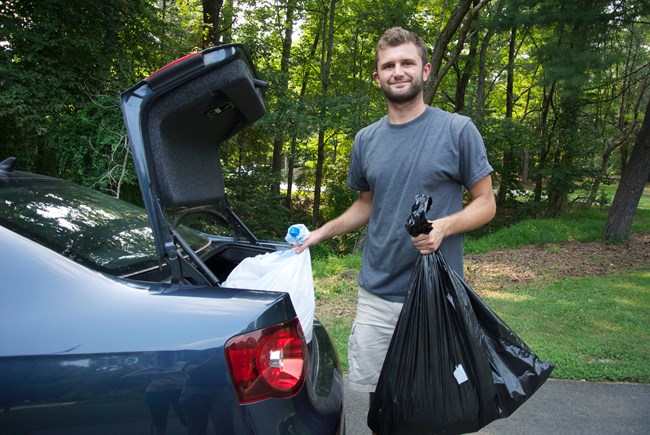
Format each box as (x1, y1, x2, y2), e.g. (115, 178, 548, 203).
(386, 98, 428, 125)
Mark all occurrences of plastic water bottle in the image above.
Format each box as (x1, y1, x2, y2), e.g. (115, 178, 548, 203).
(285, 224, 310, 245)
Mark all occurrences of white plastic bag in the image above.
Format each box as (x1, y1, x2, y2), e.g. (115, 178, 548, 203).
(221, 248, 315, 342)
(285, 223, 310, 245)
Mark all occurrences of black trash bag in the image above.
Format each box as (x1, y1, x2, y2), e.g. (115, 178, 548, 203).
(367, 195, 554, 435)
(405, 193, 433, 236)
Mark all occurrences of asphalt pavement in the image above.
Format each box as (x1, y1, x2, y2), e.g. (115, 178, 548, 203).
(344, 378, 650, 434)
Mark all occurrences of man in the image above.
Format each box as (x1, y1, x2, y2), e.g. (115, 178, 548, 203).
(296, 27, 495, 405)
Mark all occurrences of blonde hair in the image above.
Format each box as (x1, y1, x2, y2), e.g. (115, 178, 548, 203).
(375, 27, 429, 69)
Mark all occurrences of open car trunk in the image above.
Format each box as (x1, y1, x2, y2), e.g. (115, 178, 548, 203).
(120, 44, 271, 287)
(198, 238, 286, 284)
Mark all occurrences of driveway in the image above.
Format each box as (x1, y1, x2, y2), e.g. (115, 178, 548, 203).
(344, 379, 650, 434)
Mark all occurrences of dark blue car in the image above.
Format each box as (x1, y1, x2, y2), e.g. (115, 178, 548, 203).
(0, 44, 344, 434)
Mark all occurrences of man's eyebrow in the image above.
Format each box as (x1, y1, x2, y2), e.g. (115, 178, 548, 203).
(379, 57, 417, 67)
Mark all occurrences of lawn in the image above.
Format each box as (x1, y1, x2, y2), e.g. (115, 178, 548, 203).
(481, 269, 650, 382)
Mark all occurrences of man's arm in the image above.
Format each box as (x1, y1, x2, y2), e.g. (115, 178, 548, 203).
(295, 190, 373, 254)
(411, 175, 496, 254)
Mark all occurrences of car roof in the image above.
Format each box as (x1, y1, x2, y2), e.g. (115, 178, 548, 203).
(1, 163, 218, 278)
(0, 159, 58, 182)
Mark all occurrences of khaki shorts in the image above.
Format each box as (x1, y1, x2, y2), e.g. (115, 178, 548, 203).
(347, 287, 403, 393)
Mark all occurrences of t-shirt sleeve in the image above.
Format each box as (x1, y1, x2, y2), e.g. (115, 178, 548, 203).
(458, 119, 493, 190)
(347, 132, 370, 192)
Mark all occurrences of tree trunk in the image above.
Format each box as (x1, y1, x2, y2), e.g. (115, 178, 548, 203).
(533, 81, 556, 203)
(312, 0, 337, 228)
(602, 97, 650, 240)
(272, 0, 296, 194)
(285, 32, 320, 208)
(454, 22, 479, 113)
(496, 25, 517, 206)
(476, 29, 494, 124)
(202, 0, 224, 48)
(423, 0, 490, 104)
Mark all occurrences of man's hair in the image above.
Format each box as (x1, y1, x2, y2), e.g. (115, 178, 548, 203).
(374, 27, 429, 70)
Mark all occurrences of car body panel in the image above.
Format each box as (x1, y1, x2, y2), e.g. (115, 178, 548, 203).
(0, 225, 292, 357)
(0, 226, 343, 434)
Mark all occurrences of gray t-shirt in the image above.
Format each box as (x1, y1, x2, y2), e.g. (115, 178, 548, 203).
(348, 106, 493, 302)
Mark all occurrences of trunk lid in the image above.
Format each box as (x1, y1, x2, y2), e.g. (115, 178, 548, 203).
(120, 44, 268, 285)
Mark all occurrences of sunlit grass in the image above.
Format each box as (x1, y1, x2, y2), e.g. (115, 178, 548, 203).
(478, 289, 534, 302)
(482, 271, 650, 382)
(598, 182, 650, 209)
(312, 252, 362, 280)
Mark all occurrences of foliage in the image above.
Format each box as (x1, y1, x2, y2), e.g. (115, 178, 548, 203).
(482, 117, 536, 202)
(1, 0, 649, 245)
(223, 166, 292, 239)
(312, 252, 363, 280)
(0, 0, 204, 198)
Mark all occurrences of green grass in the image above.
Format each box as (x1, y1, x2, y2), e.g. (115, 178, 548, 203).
(597, 183, 650, 209)
(312, 254, 361, 372)
(314, 203, 650, 382)
(466, 207, 650, 254)
(482, 270, 650, 382)
(322, 320, 353, 373)
(312, 252, 363, 281)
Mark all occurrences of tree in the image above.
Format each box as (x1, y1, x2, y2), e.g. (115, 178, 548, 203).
(312, 0, 338, 227)
(0, 0, 163, 190)
(3, 0, 650, 249)
(285, 30, 320, 208)
(495, 24, 518, 206)
(423, 0, 491, 104)
(202, 0, 225, 47)
(602, 96, 650, 240)
(271, 0, 298, 180)
(584, 18, 650, 208)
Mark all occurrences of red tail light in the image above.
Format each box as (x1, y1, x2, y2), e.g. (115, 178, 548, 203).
(145, 52, 201, 80)
(225, 317, 308, 404)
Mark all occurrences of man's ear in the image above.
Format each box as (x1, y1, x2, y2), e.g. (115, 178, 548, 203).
(372, 71, 380, 85)
(422, 62, 432, 81)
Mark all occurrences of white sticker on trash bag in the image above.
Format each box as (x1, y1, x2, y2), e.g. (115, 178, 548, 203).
(454, 364, 469, 385)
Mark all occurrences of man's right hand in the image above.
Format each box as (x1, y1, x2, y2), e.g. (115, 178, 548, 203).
(294, 190, 372, 255)
(294, 231, 319, 254)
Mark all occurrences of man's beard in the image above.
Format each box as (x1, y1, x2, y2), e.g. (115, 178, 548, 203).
(380, 76, 424, 103)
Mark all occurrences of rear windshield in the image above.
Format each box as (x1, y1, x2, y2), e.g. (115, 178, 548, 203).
(0, 177, 209, 277)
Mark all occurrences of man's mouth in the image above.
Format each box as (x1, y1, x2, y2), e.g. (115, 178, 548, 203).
(390, 80, 411, 86)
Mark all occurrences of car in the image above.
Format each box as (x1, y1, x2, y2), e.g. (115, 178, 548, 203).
(0, 43, 344, 434)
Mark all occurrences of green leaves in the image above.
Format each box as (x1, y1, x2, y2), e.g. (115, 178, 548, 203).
(1, 0, 648, 245)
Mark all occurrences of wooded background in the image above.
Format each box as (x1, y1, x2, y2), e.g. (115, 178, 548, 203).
(2, 0, 649, 249)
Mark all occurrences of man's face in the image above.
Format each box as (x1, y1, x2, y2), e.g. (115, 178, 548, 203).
(373, 42, 431, 103)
